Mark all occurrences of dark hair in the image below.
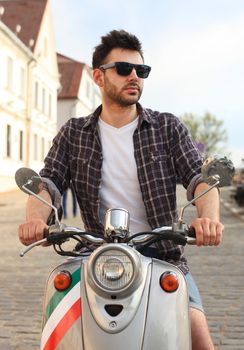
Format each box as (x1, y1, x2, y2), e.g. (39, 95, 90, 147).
(92, 29, 144, 69)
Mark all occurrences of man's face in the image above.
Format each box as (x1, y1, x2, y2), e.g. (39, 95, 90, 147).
(97, 48, 145, 107)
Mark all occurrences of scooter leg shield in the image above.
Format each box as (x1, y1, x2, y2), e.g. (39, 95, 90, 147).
(40, 258, 84, 350)
(142, 259, 191, 349)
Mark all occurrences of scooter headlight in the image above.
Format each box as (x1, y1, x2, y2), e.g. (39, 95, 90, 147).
(94, 249, 134, 291)
(87, 245, 141, 295)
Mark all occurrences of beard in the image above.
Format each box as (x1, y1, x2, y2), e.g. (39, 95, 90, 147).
(103, 77, 143, 107)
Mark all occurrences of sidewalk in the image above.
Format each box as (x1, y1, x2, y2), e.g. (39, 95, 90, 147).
(220, 186, 244, 222)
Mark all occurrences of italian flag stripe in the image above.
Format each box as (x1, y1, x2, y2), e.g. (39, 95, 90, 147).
(42, 299, 81, 350)
(45, 267, 81, 320)
(41, 282, 81, 350)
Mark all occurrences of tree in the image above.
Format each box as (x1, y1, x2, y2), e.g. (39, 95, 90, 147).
(181, 112, 228, 156)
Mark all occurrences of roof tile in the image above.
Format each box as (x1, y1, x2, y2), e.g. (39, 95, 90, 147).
(57, 53, 86, 99)
(0, 0, 47, 50)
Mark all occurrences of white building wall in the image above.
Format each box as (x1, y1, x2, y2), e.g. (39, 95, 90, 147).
(57, 100, 74, 130)
(78, 67, 101, 113)
(0, 1, 60, 192)
(57, 66, 101, 130)
(0, 22, 32, 191)
(28, 0, 59, 172)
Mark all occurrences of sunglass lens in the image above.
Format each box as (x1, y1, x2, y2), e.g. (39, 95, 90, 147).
(115, 62, 151, 78)
(116, 62, 133, 76)
(136, 66, 151, 78)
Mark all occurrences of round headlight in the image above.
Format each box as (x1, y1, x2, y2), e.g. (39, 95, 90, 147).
(102, 257, 125, 281)
(92, 249, 134, 291)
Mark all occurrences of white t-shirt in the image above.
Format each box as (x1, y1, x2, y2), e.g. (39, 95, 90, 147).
(98, 117, 151, 234)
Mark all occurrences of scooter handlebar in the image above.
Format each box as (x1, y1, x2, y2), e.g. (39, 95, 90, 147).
(43, 227, 50, 238)
(20, 224, 196, 257)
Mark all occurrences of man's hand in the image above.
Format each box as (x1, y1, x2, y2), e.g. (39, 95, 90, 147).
(18, 191, 53, 246)
(190, 218, 224, 246)
(18, 218, 49, 246)
(191, 182, 224, 246)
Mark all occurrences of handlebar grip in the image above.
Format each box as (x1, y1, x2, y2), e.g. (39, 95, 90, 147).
(188, 226, 196, 238)
(43, 227, 50, 238)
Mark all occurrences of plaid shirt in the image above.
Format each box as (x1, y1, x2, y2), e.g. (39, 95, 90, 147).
(40, 103, 203, 273)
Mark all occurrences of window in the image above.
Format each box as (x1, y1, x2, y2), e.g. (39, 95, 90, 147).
(19, 130, 23, 160)
(41, 137, 45, 160)
(33, 134, 38, 161)
(34, 81, 39, 108)
(86, 80, 91, 99)
(6, 56, 13, 91)
(6, 124, 11, 157)
(48, 93, 52, 118)
(42, 87, 46, 113)
(19, 67, 25, 98)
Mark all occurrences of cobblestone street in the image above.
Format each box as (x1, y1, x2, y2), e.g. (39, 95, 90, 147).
(0, 186, 243, 349)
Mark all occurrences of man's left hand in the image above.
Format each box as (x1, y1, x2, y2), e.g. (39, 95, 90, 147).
(190, 218, 224, 246)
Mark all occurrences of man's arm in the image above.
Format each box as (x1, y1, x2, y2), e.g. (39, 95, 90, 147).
(190, 182, 224, 246)
(18, 190, 52, 246)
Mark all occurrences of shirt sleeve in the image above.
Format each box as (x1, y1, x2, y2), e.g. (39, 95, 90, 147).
(170, 116, 204, 196)
(39, 121, 72, 197)
(186, 173, 205, 201)
(42, 177, 62, 208)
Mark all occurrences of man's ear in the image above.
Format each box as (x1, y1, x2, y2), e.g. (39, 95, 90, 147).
(93, 68, 104, 87)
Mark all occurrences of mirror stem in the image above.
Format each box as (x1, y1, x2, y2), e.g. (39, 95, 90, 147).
(178, 179, 220, 225)
(22, 182, 60, 226)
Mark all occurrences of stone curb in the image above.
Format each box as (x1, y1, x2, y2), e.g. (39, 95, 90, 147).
(220, 198, 244, 222)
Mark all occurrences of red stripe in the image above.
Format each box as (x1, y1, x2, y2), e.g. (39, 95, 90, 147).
(43, 298, 81, 350)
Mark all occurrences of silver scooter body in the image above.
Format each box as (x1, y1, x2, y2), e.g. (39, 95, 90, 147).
(41, 245, 191, 350)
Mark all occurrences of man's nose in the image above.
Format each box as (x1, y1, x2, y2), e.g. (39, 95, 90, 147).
(128, 67, 139, 79)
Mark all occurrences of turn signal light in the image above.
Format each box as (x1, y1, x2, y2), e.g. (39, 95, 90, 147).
(54, 271, 72, 291)
(160, 271, 179, 292)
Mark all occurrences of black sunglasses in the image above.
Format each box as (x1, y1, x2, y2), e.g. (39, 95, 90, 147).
(99, 61, 151, 79)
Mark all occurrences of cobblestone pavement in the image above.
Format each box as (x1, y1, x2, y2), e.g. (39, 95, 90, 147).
(183, 186, 244, 350)
(0, 186, 243, 349)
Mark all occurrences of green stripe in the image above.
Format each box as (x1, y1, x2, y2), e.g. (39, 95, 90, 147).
(45, 267, 81, 321)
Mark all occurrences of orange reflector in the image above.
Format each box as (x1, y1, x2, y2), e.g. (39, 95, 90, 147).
(160, 271, 179, 292)
(54, 271, 72, 291)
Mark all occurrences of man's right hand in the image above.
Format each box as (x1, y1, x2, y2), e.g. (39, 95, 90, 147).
(18, 219, 49, 246)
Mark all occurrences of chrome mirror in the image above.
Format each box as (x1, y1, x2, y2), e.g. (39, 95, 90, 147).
(178, 156, 235, 225)
(15, 167, 60, 226)
(15, 167, 44, 195)
(201, 155, 235, 187)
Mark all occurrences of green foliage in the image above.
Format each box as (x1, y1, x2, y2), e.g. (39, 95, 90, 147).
(181, 112, 228, 156)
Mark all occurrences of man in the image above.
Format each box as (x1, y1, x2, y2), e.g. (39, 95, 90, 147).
(19, 30, 223, 349)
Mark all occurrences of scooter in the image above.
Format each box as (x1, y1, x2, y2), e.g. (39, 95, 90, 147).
(15, 156, 234, 350)
(232, 184, 244, 206)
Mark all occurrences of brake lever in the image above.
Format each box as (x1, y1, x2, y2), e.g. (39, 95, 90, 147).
(20, 223, 67, 257)
(20, 238, 47, 257)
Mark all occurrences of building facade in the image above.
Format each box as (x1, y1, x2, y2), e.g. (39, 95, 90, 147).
(57, 53, 101, 130)
(0, 0, 60, 192)
(0, 1, 100, 193)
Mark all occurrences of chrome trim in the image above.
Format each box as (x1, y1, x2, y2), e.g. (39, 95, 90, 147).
(87, 244, 142, 297)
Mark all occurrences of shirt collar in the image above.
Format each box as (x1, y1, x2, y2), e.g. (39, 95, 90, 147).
(137, 103, 152, 127)
(83, 103, 152, 130)
(83, 105, 102, 129)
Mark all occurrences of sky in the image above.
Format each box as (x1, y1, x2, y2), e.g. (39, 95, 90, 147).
(50, 0, 244, 167)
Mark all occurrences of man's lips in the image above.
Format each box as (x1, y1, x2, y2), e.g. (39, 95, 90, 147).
(123, 85, 140, 93)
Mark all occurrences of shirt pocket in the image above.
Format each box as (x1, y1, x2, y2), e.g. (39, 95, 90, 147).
(71, 155, 101, 181)
(146, 151, 175, 181)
